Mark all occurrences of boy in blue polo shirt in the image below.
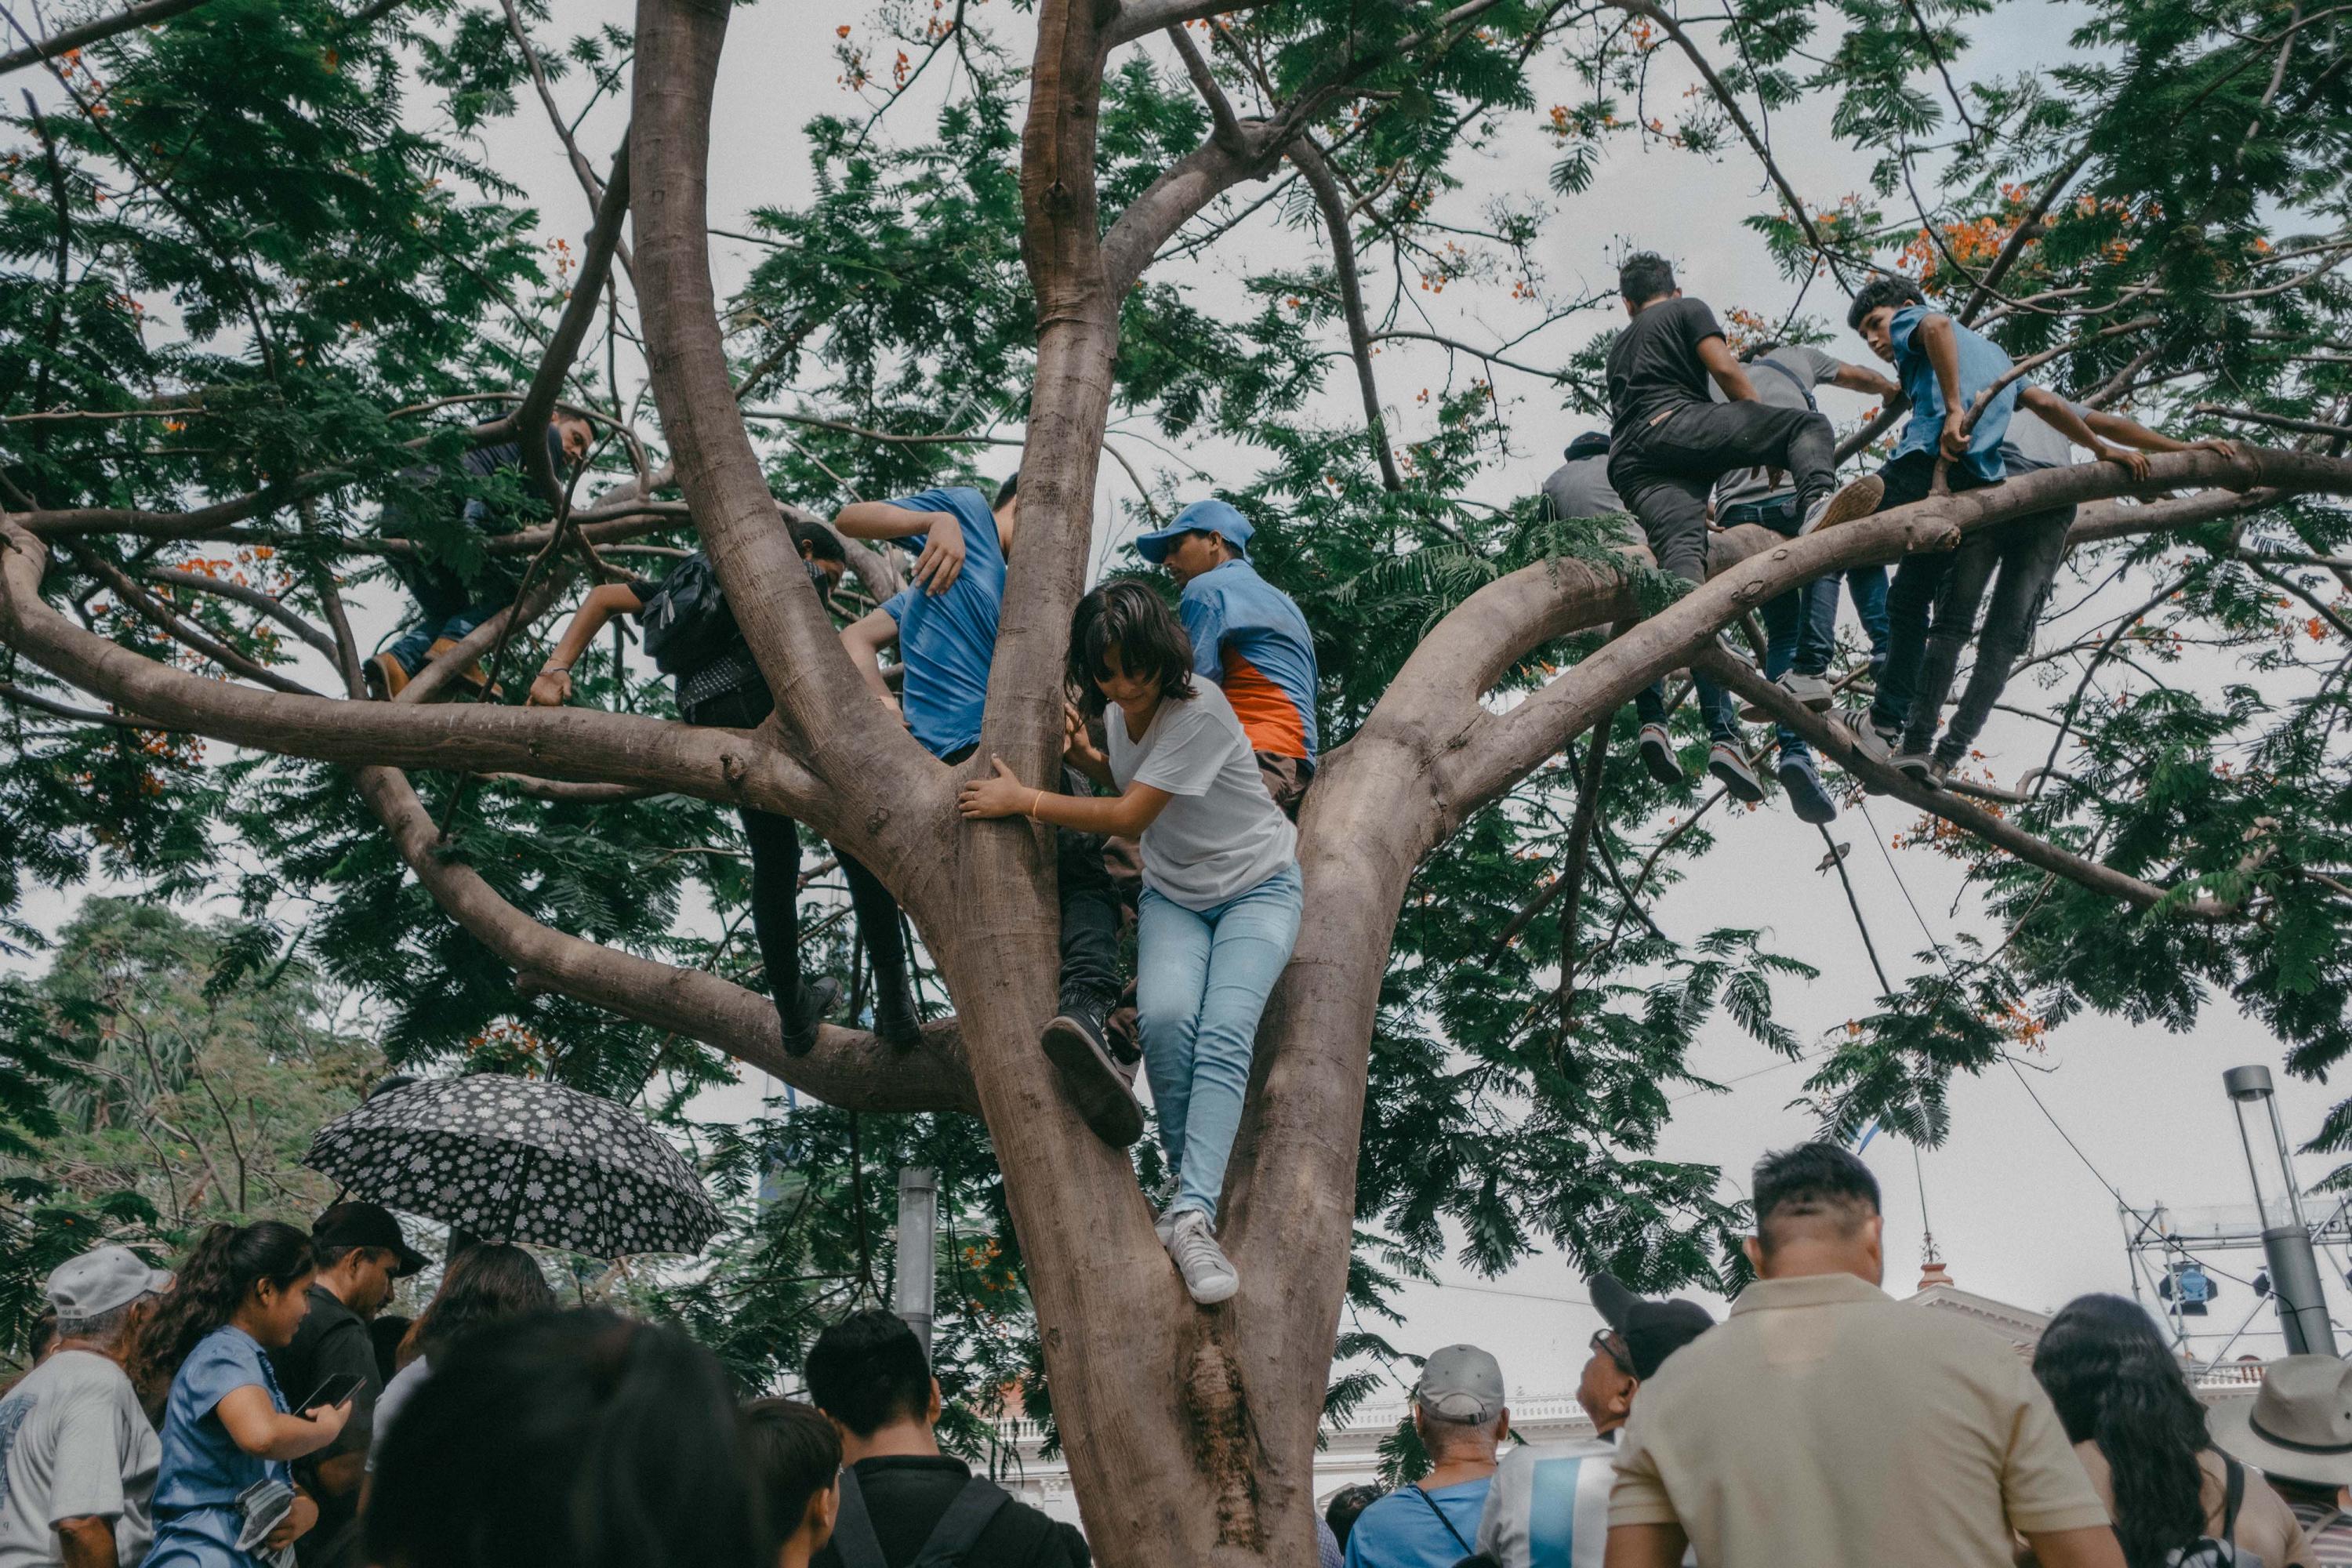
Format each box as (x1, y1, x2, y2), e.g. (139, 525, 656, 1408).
(837, 475, 1138, 1149)
(1133, 499, 1319, 818)
(1837, 277, 2023, 771)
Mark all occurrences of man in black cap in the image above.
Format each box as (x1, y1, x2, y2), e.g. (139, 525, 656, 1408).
(1472, 1274, 1711, 1568)
(269, 1201, 426, 1568)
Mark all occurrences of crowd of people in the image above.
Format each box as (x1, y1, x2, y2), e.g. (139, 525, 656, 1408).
(0, 1200, 1094, 1568)
(1323, 1144, 2352, 1568)
(12, 1147, 2352, 1568)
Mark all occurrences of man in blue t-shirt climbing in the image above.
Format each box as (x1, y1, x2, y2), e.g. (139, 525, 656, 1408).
(836, 474, 1138, 1149)
(1131, 498, 1319, 818)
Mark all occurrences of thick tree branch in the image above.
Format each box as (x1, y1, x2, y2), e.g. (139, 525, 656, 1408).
(354, 764, 975, 1113)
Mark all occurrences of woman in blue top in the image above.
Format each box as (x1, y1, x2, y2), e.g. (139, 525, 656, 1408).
(960, 582, 1303, 1308)
(138, 1221, 352, 1566)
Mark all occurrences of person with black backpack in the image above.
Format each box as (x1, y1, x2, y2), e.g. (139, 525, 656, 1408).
(525, 520, 924, 1054)
(2034, 1294, 2312, 1568)
(804, 1310, 1090, 1568)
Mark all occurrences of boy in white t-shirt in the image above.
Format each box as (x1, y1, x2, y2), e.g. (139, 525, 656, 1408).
(959, 582, 1302, 1306)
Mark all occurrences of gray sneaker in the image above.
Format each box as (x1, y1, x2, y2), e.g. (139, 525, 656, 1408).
(1848, 720, 1901, 794)
(1164, 1210, 1240, 1305)
(1708, 741, 1766, 804)
(1893, 747, 1938, 788)
(1739, 670, 1836, 721)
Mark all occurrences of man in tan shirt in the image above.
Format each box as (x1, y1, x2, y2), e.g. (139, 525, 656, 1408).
(1603, 1143, 2123, 1568)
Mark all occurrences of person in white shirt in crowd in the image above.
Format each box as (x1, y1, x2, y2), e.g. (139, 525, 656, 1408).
(0, 1247, 171, 1568)
(960, 581, 1301, 1307)
(1475, 1275, 1711, 1568)
(365, 1243, 554, 1476)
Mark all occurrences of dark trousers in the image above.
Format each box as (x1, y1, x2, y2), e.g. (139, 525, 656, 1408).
(1868, 452, 2002, 739)
(1612, 401, 1841, 745)
(1901, 455, 2075, 761)
(840, 745, 1123, 1017)
(685, 684, 911, 1030)
(1725, 495, 1893, 760)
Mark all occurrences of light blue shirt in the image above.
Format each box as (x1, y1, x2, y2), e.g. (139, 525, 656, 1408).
(1888, 304, 2018, 482)
(1179, 560, 1319, 760)
(149, 1326, 288, 1565)
(880, 488, 1006, 760)
(1345, 1477, 1491, 1568)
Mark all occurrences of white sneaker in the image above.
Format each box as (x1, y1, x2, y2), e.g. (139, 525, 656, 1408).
(1798, 474, 1886, 535)
(1164, 1210, 1240, 1305)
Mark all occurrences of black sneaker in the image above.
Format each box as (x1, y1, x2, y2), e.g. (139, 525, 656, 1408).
(1042, 1002, 1144, 1148)
(870, 975, 924, 1053)
(1637, 721, 1685, 786)
(779, 975, 844, 1058)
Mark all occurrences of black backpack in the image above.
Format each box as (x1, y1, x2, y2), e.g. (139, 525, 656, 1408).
(828, 1468, 1012, 1568)
(638, 554, 743, 677)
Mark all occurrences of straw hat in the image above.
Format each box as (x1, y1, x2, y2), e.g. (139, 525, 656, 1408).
(2209, 1356, 2352, 1488)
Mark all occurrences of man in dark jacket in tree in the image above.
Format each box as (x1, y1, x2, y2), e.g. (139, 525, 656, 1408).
(366, 409, 595, 699)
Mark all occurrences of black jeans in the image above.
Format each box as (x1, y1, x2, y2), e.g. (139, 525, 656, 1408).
(1867, 451, 2003, 742)
(839, 746, 1123, 1017)
(684, 684, 911, 1028)
(1903, 456, 2076, 762)
(1611, 402, 1840, 745)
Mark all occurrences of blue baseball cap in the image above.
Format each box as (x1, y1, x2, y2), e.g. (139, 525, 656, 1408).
(1134, 499, 1254, 565)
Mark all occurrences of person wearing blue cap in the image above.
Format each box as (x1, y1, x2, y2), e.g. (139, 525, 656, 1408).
(834, 474, 1138, 1149)
(1131, 499, 1319, 819)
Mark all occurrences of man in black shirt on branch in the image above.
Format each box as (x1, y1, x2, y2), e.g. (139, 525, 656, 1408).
(1603, 252, 1884, 802)
(807, 1310, 1091, 1568)
(268, 1202, 426, 1568)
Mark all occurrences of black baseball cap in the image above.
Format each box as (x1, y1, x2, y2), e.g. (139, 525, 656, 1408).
(1590, 1272, 1714, 1381)
(314, 1201, 429, 1278)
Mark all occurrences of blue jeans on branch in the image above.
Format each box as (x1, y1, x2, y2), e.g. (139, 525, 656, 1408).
(1139, 862, 1304, 1225)
(1726, 495, 1893, 762)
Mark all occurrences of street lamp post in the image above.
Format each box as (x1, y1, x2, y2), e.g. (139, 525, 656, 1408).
(2223, 1065, 2338, 1356)
(895, 1167, 939, 1362)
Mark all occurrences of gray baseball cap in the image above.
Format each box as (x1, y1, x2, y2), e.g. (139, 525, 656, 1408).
(46, 1245, 172, 1321)
(1415, 1343, 1506, 1423)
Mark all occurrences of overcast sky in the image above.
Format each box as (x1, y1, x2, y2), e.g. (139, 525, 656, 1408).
(16, 0, 2349, 1400)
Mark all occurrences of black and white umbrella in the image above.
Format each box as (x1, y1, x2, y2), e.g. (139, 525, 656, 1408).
(303, 1076, 723, 1258)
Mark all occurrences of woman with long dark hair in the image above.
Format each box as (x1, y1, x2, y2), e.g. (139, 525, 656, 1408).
(142, 1221, 353, 1567)
(960, 579, 1303, 1307)
(368, 1242, 554, 1470)
(366, 1308, 767, 1568)
(2034, 1294, 2310, 1566)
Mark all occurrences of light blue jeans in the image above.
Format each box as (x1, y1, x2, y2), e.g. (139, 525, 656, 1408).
(1138, 861, 1304, 1225)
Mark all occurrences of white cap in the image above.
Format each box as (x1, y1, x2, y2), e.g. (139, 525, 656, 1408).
(46, 1245, 172, 1321)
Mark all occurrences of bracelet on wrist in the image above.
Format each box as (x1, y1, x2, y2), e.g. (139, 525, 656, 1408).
(540, 664, 570, 676)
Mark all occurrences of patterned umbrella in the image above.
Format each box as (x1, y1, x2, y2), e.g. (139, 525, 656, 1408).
(302, 1076, 722, 1258)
